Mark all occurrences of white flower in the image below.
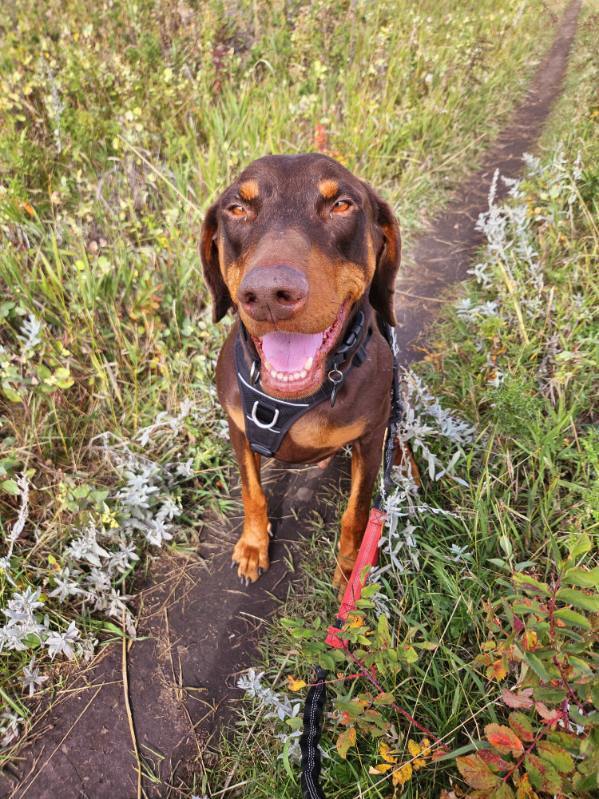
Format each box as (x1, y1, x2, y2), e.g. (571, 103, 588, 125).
(0, 712, 20, 748)
(3, 587, 44, 625)
(5, 472, 29, 558)
(237, 669, 300, 722)
(450, 544, 472, 563)
(116, 463, 161, 511)
(49, 567, 84, 602)
(175, 458, 194, 478)
(143, 516, 173, 547)
(66, 524, 109, 567)
(22, 658, 48, 697)
(46, 621, 80, 660)
(18, 314, 43, 352)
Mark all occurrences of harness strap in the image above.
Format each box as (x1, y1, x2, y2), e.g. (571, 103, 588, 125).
(235, 308, 373, 457)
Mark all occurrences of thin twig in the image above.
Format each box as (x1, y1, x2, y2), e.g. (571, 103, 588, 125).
(396, 289, 451, 304)
(122, 610, 142, 799)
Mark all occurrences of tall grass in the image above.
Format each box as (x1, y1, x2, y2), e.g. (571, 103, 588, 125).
(0, 0, 582, 780)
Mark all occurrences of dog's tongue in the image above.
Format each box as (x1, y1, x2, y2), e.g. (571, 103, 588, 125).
(260, 331, 323, 372)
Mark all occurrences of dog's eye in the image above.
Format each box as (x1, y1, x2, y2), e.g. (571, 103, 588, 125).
(226, 204, 247, 218)
(331, 198, 353, 214)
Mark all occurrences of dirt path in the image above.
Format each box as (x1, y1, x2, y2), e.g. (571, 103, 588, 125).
(0, 2, 581, 796)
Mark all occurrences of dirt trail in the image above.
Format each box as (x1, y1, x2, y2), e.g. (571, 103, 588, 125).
(0, 2, 581, 796)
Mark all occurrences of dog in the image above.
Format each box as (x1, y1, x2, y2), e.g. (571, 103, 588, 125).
(201, 153, 402, 589)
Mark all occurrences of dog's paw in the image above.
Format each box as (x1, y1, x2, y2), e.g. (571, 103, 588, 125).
(232, 537, 270, 583)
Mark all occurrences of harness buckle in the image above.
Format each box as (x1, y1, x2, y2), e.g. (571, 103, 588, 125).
(250, 401, 280, 430)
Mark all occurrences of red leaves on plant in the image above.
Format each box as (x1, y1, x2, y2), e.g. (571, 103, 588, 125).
(478, 748, 512, 772)
(514, 774, 540, 798)
(501, 688, 534, 709)
(456, 753, 499, 790)
(508, 712, 535, 743)
(487, 658, 508, 681)
(534, 702, 562, 724)
(512, 616, 525, 634)
(336, 726, 356, 759)
(485, 724, 524, 757)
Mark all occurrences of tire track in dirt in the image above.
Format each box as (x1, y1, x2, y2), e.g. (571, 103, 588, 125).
(0, 2, 581, 795)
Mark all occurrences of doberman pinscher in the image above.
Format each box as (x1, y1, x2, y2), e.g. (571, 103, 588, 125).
(201, 153, 401, 589)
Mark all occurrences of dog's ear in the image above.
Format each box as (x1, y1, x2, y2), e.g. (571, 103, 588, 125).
(200, 202, 233, 323)
(364, 185, 401, 327)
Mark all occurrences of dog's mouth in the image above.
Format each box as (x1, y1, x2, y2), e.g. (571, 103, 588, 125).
(252, 303, 348, 396)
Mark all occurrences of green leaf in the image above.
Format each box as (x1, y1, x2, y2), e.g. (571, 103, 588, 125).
(456, 754, 500, 790)
(554, 607, 591, 629)
(532, 685, 567, 704)
(1, 478, 20, 495)
(536, 741, 574, 774)
(525, 753, 562, 793)
(2, 383, 22, 403)
(513, 572, 550, 596)
(491, 784, 515, 798)
(567, 532, 592, 560)
(562, 566, 599, 589)
(373, 692, 394, 705)
(523, 651, 553, 682)
(508, 712, 535, 742)
(557, 587, 599, 613)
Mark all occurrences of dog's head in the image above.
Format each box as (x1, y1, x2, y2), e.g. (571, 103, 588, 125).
(201, 154, 400, 397)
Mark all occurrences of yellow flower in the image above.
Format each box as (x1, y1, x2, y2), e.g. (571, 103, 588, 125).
(287, 676, 307, 692)
(407, 739, 422, 758)
(392, 762, 413, 787)
(379, 740, 398, 764)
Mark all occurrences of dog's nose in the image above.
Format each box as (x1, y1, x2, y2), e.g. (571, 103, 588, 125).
(238, 265, 308, 321)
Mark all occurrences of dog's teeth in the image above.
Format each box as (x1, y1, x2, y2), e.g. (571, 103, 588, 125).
(281, 373, 289, 382)
(305, 356, 313, 369)
(299, 370, 307, 378)
(265, 360, 272, 371)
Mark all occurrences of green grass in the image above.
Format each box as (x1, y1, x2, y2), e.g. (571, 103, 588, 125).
(0, 0, 596, 793)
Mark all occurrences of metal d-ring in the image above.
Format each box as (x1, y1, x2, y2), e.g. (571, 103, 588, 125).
(327, 367, 344, 385)
(249, 360, 260, 384)
(250, 401, 279, 430)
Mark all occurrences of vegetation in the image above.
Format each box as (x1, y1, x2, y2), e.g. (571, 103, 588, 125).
(217, 10, 599, 799)
(0, 1, 596, 797)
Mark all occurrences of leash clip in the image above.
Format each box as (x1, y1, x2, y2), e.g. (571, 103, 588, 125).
(328, 367, 344, 407)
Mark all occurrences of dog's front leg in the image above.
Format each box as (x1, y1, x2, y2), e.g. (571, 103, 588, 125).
(333, 424, 387, 591)
(228, 420, 270, 582)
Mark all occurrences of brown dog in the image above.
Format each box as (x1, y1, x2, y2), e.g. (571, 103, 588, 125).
(200, 154, 401, 588)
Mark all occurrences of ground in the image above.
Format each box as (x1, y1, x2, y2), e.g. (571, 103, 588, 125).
(0, 1, 597, 798)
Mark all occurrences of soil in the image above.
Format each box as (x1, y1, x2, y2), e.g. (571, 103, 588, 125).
(0, 2, 581, 796)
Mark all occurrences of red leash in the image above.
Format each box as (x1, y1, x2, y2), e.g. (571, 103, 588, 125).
(325, 507, 386, 648)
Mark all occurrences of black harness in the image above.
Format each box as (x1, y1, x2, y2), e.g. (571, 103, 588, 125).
(235, 308, 374, 458)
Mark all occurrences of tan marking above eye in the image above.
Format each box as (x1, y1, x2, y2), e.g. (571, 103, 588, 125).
(239, 179, 260, 201)
(319, 179, 339, 199)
